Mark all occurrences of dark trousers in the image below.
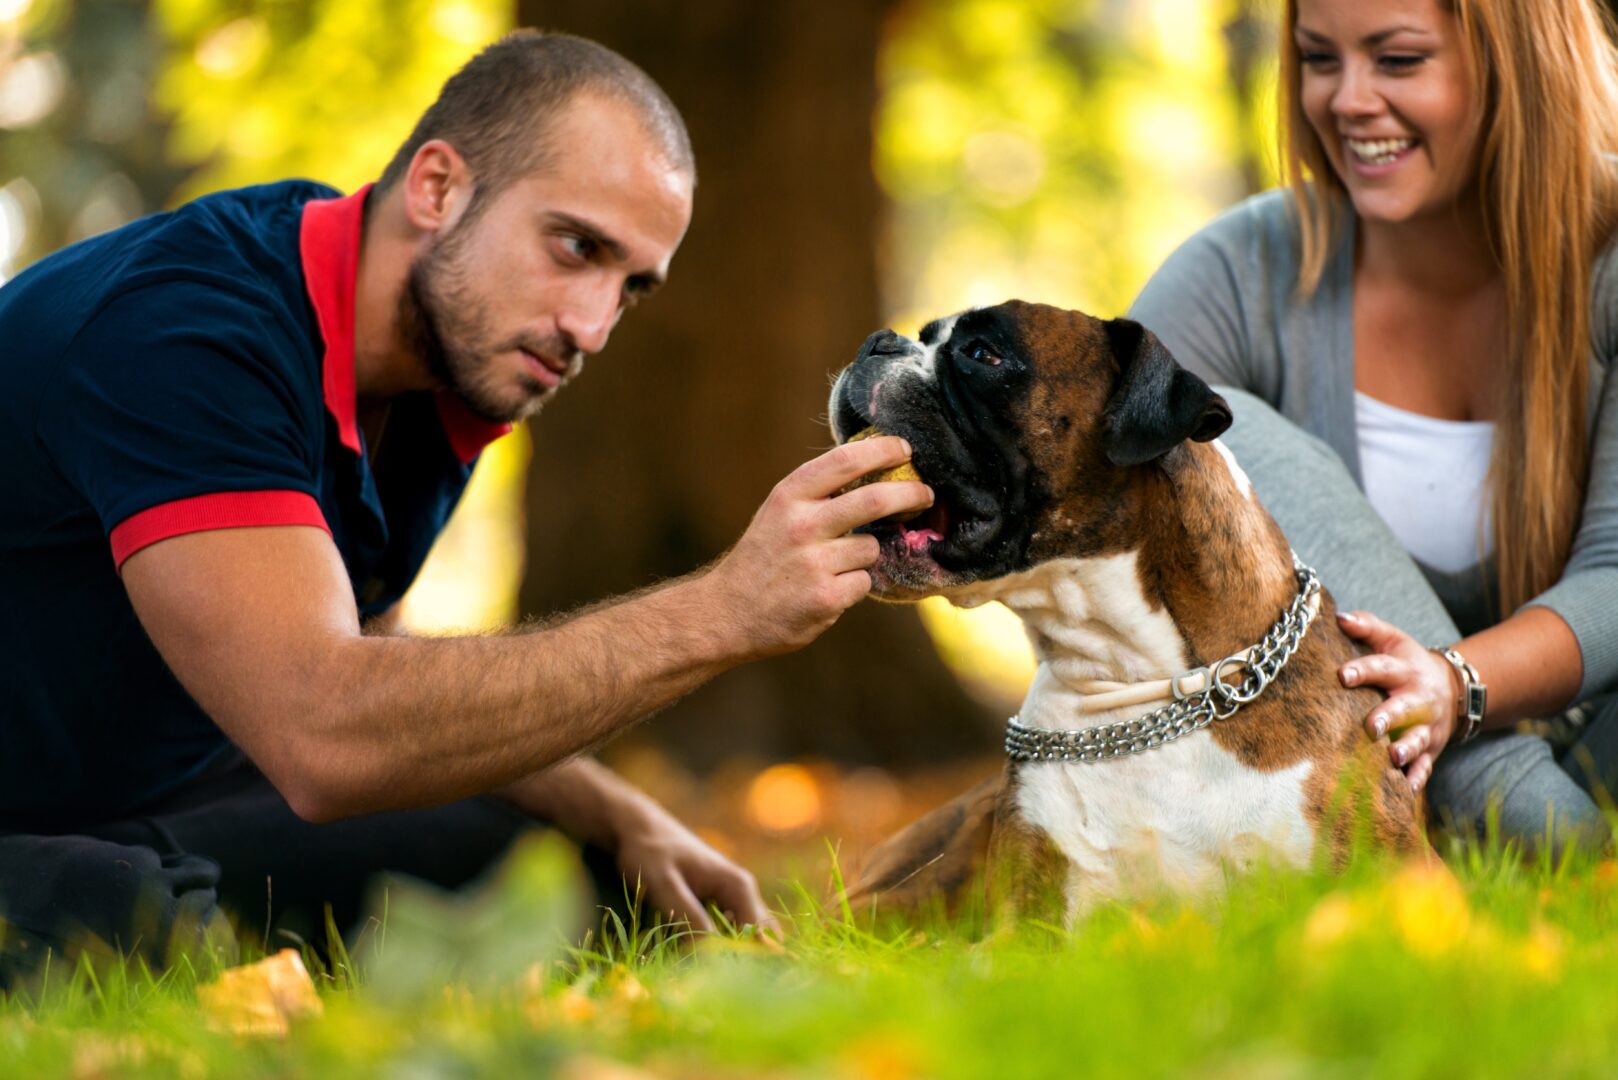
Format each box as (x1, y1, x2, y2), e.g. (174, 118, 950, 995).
(0, 751, 592, 988)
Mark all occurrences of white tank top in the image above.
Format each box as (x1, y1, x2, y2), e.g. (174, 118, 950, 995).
(1355, 391, 1496, 573)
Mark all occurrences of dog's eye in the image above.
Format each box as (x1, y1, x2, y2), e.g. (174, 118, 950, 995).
(967, 342, 1002, 367)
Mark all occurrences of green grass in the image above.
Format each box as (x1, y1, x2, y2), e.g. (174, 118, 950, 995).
(4, 832, 1618, 1079)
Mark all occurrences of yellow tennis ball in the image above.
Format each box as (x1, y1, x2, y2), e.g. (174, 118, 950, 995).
(844, 427, 921, 487)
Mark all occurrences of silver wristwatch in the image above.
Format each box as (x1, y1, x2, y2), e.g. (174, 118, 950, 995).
(1433, 646, 1487, 743)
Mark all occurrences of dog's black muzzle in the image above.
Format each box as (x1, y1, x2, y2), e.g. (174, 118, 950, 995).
(830, 329, 1024, 584)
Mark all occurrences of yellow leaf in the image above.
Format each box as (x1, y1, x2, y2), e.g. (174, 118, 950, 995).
(197, 948, 324, 1038)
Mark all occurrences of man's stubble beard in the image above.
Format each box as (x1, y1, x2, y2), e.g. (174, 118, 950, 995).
(400, 215, 563, 425)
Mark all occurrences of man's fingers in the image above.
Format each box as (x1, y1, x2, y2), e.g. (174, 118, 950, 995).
(825, 534, 881, 574)
(822, 481, 933, 537)
(784, 437, 914, 499)
(710, 867, 775, 931)
(832, 567, 874, 609)
(653, 874, 715, 933)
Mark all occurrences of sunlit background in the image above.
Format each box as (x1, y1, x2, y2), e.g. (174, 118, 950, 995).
(1, 0, 1277, 879)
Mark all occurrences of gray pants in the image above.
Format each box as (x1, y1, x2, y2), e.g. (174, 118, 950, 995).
(1217, 388, 1616, 858)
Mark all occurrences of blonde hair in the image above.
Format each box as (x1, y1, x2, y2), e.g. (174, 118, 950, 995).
(1281, 0, 1618, 614)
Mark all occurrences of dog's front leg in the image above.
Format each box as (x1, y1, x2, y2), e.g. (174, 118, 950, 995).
(984, 781, 1071, 936)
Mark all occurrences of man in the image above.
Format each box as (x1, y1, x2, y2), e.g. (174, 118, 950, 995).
(0, 31, 930, 979)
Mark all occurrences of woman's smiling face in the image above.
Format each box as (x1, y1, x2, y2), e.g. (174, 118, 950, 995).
(1295, 0, 1481, 226)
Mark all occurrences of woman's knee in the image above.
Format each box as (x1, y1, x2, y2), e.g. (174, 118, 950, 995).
(1428, 733, 1611, 856)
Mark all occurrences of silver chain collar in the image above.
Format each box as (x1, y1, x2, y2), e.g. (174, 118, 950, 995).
(1004, 556, 1322, 765)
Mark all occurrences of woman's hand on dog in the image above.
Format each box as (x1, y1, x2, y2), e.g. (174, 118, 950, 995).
(704, 436, 933, 658)
(1336, 610, 1459, 794)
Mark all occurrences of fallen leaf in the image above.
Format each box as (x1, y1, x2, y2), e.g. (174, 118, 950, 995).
(197, 948, 324, 1037)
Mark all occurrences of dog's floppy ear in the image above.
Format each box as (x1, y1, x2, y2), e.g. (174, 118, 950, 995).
(1100, 317, 1232, 466)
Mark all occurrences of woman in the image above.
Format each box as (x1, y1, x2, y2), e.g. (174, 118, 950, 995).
(1130, 0, 1618, 854)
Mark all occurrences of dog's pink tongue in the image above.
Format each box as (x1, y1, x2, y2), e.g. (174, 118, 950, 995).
(899, 523, 943, 551)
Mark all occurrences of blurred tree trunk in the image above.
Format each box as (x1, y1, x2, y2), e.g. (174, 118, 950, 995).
(513, 0, 997, 768)
(1222, 0, 1272, 197)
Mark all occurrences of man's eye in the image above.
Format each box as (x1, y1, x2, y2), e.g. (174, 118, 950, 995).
(559, 234, 595, 260)
(968, 343, 1002, 367)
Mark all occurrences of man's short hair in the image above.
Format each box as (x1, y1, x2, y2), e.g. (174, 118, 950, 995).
(376, 30, 693, 204)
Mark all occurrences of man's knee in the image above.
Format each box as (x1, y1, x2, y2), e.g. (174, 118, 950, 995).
(0, 834, 236, 987)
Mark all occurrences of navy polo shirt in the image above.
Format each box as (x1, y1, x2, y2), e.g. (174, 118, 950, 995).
(0, 180, 510, 831)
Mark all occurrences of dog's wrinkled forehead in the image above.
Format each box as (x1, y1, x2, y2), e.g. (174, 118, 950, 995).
(874, 302, 1118, 433)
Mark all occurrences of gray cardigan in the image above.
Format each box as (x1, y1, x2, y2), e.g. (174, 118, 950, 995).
(1128, 189, 1618, 701)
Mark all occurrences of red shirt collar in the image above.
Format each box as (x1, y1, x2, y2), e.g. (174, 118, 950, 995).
(299, 184, 511, 465)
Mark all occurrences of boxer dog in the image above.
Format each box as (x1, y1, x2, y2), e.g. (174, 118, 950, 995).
(830, 301, 1429, 927)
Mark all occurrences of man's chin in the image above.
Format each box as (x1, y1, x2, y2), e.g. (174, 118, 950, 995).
(448, 375, 558, 425)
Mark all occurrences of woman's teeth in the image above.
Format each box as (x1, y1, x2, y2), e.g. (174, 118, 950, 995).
(1347, 137, 1417, 165)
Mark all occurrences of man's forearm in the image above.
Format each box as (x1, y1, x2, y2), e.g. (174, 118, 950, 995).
(295, 570, 740, 819)
(497, 757, 655, 849)
(122, 436, 926, 824)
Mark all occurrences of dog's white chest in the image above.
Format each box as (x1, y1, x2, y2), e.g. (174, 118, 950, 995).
(1014, 735, 1316, 920)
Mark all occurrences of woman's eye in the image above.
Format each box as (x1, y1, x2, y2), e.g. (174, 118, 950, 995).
(1299, 50, 1337, 69)
(1378, 53, 1425, 72)
(968, 343, 1002, 367)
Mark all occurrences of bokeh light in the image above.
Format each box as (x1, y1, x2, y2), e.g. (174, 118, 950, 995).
(0, 51, 65, 128)
(745, 764, 824, 835)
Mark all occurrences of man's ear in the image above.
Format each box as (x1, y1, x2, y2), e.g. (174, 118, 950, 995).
(1100, 318, 1232, 466)
(403, 138, 475, 235)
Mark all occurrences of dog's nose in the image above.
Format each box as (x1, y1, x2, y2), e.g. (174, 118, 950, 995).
(857, 329, 915, 362)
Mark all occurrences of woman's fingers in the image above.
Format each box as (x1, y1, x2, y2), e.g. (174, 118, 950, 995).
(1389, 722, 1433, 769)
(1337, 610, 1411, 654)
(1340, 652, 1414, 690)
(1406, 751, 1437, 794)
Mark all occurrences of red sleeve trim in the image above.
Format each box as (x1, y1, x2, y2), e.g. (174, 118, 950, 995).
(109, 490, 332, 570)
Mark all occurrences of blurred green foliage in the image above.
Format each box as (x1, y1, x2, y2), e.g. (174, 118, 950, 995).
(153, 0, 506, 198)
(0, 0, 507, 283)
(877, 0, 1277, 326)
(0, 0, 188, 277)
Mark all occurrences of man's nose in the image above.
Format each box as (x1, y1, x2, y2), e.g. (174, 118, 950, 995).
(558, 280, 621, 356)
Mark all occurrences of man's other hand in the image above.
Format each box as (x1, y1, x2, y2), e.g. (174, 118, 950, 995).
(705, 437, 931, 659)
(613, 796, 776, 934)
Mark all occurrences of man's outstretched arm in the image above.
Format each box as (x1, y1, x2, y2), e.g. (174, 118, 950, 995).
(501, 758, 775, 930)
(121, 436, 928, 823)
